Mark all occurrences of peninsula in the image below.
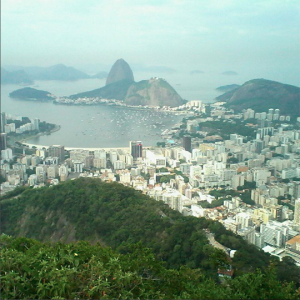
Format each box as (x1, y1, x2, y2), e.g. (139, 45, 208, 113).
(70, 59, 186, 107)
(215, 78, 300, 118)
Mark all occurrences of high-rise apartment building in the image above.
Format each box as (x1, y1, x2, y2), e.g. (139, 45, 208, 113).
(1, 133, 7, 150)
(182, 136, 192, 153)
(1, 112, 7, 133)
(33, 118, 40, 131)
(294, 199, 300, 225)
(48, 145, 65, 163)
(130, 141, 142, 159)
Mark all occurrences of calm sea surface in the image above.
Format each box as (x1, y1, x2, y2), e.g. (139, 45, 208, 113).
(1, 77, 220, 148)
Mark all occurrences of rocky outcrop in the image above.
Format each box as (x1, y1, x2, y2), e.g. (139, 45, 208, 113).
(71, 60, 184, 107)
(106, 58, 134, 85)
(124, 78, 185, 107)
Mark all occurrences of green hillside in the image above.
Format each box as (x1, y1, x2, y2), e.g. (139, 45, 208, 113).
(1, 178, 300, 289)
(215, 79, 300, 118)
(69, 79, 133, 100)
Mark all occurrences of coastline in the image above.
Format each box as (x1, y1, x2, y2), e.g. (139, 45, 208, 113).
(54, 101, 191, 115)
(21, 143, 156, 152)
(9, 124, 61, 146)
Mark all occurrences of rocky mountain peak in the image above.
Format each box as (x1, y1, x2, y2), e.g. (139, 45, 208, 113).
(106, 58, 134, 86)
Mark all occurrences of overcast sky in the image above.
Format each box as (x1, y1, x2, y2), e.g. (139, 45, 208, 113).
(2, 0, 300, 85)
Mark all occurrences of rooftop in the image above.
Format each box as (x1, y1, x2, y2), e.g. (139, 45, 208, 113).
(286, 235, 300, 245)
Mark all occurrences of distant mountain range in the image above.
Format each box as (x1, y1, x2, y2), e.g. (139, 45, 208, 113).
(216, 84, 240, 93)
(1, 68, 34, 85)
(215, 79, 300, 118)
(1, 64, 107, 84)
(71, 59, 185, 107)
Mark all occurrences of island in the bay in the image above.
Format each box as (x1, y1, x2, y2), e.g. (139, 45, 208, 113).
(9, 87, 56, 101)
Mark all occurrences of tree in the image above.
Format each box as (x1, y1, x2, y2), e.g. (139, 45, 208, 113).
(227, 157, 238, 164)
(160, 176, 170, 183)
(156, 142, 166, 148)
(183, 176, 189, 183)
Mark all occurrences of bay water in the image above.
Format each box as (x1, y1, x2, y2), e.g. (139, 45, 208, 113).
(1, 76, 221, 148)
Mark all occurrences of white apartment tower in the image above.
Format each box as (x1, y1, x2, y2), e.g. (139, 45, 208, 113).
(294, 199, 300, 225)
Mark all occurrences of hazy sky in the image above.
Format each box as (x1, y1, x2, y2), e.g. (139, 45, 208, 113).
(2, 0, 300, 85)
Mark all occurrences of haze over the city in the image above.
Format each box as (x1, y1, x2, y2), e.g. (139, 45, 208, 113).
(2, 0, 300, 86)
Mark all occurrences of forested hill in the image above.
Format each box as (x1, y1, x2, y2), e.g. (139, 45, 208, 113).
(9, 87, 55, 100)
(1, 178, 300, 287)
(215, 78, 300, 118)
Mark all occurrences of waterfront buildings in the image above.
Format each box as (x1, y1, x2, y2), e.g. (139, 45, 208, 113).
(130, 141, 143, 159)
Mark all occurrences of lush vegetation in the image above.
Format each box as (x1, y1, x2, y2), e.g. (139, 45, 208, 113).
(209, 188, 255, 206)
(217, 79, 300, 119)
(1, 235, 299, 300)
(70, 79, 133, 100)
(198, 120, 256, 139)
(9, 87, 55, 100)
(1, 178, 300, 293)
(199, 198, 224, 208)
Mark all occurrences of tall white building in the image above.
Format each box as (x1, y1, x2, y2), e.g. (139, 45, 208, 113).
(73, 161, 83, 173)
(1, 148, 13, 161)
(32, 118, 40, 131)
(109, 151, 118, 164)
(59, 164, 69, 181)
(47, 165, 59, 179)
(36, 165, 47, 183)
(294, 199, 300, 225)
(94, 150, 106, 159)
(125, 154, 133, 166)
(114, 160, 125, 170)
(236, 212, 253, 229)
(260, 221, 289, 247)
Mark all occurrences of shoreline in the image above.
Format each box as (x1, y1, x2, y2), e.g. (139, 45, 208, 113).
(53, 100, 192, 115)
(9, 124, 61, 146)
(21, 143, 154, 152)
(20, 124, 61, 143)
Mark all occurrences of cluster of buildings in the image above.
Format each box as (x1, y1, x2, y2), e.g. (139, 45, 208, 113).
(1, 104, 300, 265)
(54, 95, 205, 114)
(1, 112, 40, 135)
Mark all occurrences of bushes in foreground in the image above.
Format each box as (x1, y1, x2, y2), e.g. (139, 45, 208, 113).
(1, 235, 299, 300)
